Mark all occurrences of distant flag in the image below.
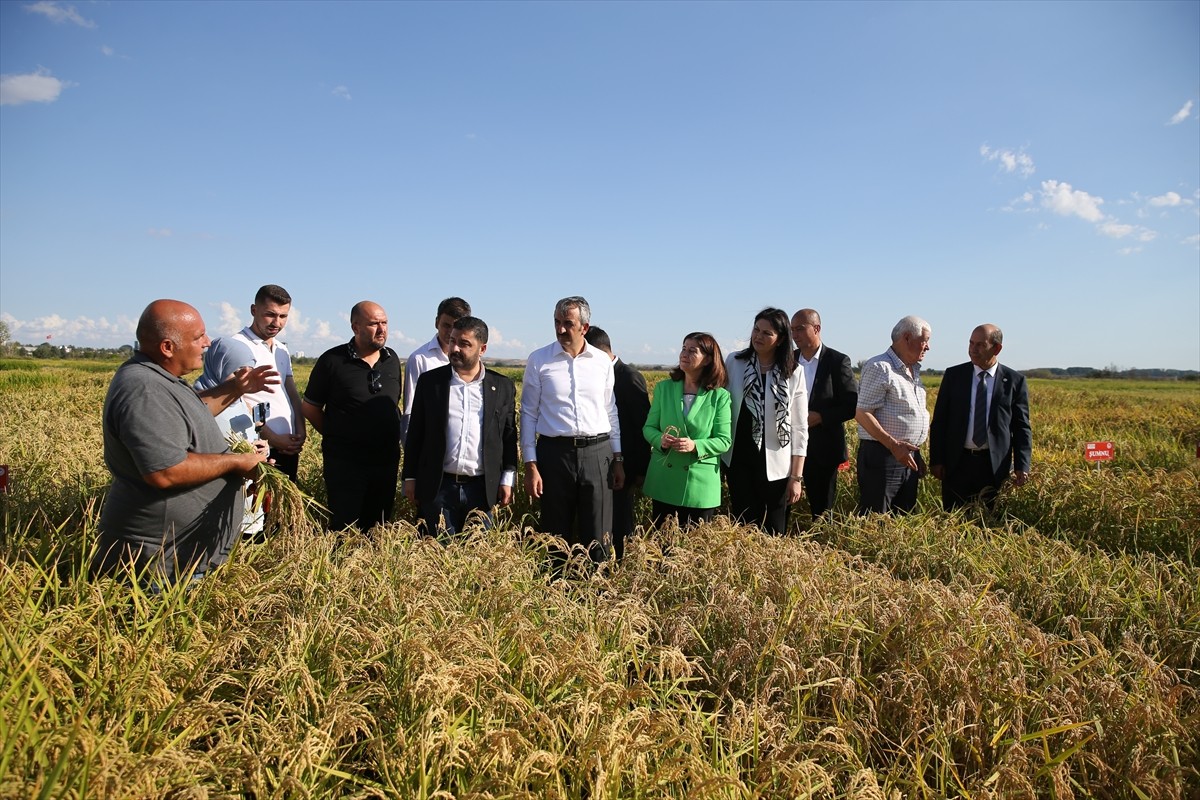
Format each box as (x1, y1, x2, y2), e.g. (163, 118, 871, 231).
(46, 334, 52, 340)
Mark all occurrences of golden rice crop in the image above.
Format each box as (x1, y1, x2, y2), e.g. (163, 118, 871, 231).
(1, 360, 1198, 798)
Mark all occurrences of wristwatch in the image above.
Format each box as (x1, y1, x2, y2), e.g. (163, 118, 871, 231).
(613, 454, 625, 462)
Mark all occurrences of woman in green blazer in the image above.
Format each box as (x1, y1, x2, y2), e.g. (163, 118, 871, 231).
(642, 332, 732, 527)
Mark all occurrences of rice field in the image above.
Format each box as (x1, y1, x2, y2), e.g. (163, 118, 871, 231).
(1, 360, 1197, 798)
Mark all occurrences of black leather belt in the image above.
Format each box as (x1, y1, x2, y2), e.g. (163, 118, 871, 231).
(443, 472, 483, 483)
(543, 433, 610, 447)
(963, 448, 990, 457)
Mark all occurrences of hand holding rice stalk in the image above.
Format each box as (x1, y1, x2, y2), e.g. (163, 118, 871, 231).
(227, 434, 326, 531)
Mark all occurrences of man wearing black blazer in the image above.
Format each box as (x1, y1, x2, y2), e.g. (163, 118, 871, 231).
(930, 324, 1032, 511)
(403, 316, 518, 537)
(585, 327, 650, 559)
(791, 309, 858, 518)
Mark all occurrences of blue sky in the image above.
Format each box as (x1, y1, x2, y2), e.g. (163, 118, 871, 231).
(2, 0, 1197, 371)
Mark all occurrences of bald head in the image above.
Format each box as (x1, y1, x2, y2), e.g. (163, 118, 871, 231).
(136, 299, 209, 375)
(136, 299, 195, 352)
(350, 300, 388, 355)
(968, 324, 1004, 370)
(790, 308, 823, 358)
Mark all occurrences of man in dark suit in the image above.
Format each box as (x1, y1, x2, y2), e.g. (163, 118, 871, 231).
(402, 316, 518, 537)
(584, 327, 650, 559)
(930, 323, 1032, 511)
(791, 309, 858, 518)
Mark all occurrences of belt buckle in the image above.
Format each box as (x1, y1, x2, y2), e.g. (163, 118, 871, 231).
(574, 436, 590, 447)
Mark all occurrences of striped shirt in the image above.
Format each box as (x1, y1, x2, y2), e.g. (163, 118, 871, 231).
(856, 347, 929, 445)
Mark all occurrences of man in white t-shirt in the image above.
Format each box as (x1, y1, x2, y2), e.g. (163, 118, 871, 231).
(198, 284, 306, 481)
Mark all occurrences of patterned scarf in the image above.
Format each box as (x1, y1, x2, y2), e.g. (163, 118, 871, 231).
(743, 358, 791, 451)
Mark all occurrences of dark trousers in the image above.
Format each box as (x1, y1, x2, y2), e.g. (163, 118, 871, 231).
(802, 456, 840, 518)
(856, 439, 921, 515)
(611, 482, 637, 560)
(942, 449, 1002, 511)
(421, 474, 492, 537)
(323, 450, 399, 533)
(537, 437, 613, 563)
(651, 500, 716, 529)
(270, 450, 300, 482)
(727, 411, 790, 534)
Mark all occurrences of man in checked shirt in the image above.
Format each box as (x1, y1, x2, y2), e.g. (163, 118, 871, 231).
(854, 315, 932, 514)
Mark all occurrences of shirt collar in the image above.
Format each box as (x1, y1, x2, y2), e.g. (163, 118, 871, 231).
(555, 340, 596, 359)
(886, 346, 919, 378)
(974, 363, 999, 379)
(240, 326, 269, 347)
(450, 364, 486, 386)
(797, 345, 822, 365)
(346, 339, 393, 361)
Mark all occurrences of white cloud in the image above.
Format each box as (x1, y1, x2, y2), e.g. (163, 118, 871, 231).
(1098, 221, 1133, 238)
(23, 1, 96, 28)
(332, 85, 352, 101)
(146, 227, 173, 237)
(1117, 247, 1142, 256)
(1001, 191, 1035, 212)
(1168, 100, 1193, 125)
(217, 301, 242, 336)
(1148, 191, 1184, 207)
(980, 144, 1035, 178)
(282, 306, 307, 337)
(1183, 234, 1200, 247)
(2, 312, 135, 344)
(1098, 220, 1156, 241)
(0, 68, 70, 106)
(101, 45, 113, 56)
(314, 321, 335, 340)
(1039, 179, 1105, 222)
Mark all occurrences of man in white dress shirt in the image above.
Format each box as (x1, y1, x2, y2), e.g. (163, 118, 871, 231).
(402, 297, 471, 443)
(521, 296, 624, 563)
(402, 316, 518, 537)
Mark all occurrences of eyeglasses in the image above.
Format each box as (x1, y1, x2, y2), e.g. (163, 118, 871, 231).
(368, 369, 382, 394)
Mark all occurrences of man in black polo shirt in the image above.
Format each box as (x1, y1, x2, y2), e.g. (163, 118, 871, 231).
(302, 300, 402, 532)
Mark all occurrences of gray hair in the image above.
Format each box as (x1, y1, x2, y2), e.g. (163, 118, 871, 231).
(891, 315, 931, 342)
(555, 296, 591, 326)
(979, 324, 1003, 346)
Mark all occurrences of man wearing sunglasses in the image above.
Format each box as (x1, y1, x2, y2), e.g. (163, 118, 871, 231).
(302, 301, 402, 532)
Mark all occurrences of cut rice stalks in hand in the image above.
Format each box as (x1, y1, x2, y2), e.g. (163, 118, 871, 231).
(227, 435, 327, 530)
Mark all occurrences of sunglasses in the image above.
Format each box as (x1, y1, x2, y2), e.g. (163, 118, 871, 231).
(368, 369, 383, 394)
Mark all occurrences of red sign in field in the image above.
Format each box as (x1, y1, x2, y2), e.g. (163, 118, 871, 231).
(1084, 441, 1115, 462)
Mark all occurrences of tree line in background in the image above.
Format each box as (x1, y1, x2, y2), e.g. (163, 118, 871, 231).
(0, 320, 1194, 378)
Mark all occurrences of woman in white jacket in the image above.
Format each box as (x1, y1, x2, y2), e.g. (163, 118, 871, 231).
(723, 307, 809, 534)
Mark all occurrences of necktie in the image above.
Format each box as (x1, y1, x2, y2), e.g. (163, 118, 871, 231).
(973, 371, 988, 448)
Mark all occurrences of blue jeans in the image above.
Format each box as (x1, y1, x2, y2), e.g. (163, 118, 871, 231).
(421, 474, 492, 538)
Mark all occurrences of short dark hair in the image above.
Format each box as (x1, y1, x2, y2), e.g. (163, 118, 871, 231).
(583, 327, 611, 353)
(669, 332, 726, 390)
(255, 284, 291, 306)
(437, 297, 471, 319)
(452, 315, 489, 344)
(733, 307, 795, 379)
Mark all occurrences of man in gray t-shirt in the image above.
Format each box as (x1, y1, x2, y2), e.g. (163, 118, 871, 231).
(92, 299, 273, 585)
